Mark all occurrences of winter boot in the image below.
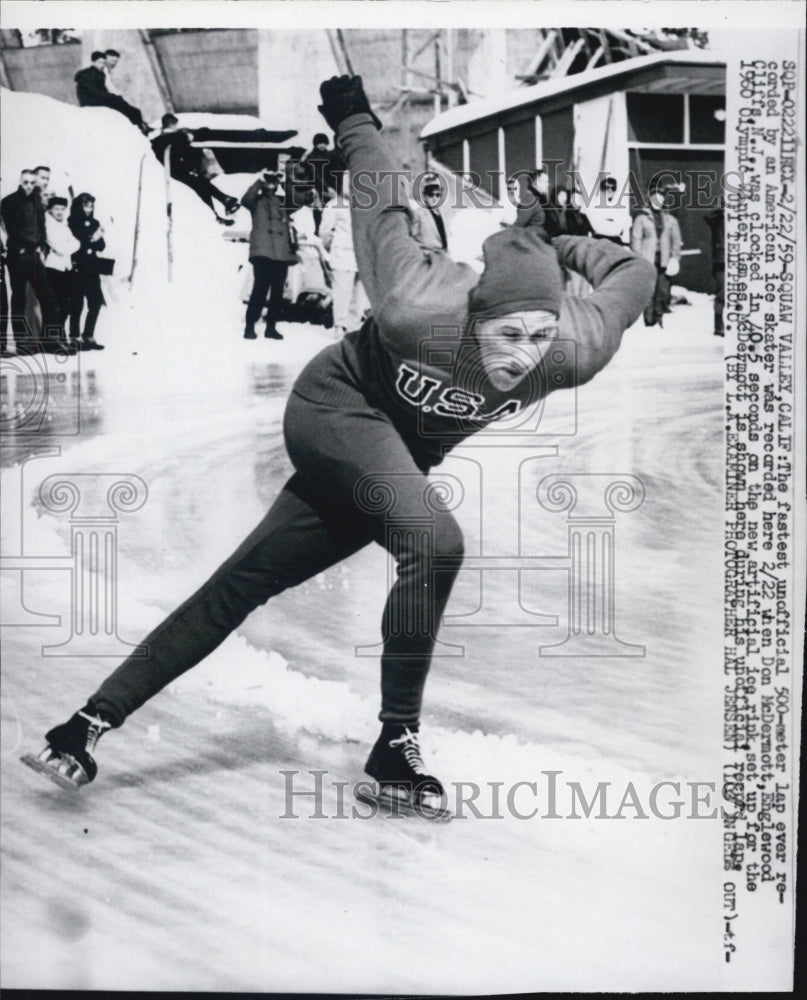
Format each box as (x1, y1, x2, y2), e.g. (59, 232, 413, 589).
(21, 702, 114, 791)
(357, 723, 450, 820)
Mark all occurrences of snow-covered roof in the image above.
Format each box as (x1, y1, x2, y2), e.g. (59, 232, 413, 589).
(421, 49, 725, 140)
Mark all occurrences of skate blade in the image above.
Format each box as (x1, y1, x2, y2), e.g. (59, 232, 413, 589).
(355, 784, 452, 822)
(20, 750, 88, 792)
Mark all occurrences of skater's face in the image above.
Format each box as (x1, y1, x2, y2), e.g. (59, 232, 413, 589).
(475, 309, 559, 392)
(82, 201, 95, 217)
(106, 54, 119, 68)
(19, 173, 36, 195)
(92, 56, 106, 69)
(49, 205, 66, 222)
(649, 190, 666, 211)
(36, 170, 50, 191)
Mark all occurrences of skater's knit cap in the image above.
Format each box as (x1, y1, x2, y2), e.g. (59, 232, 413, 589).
(468, 228, 563, 319)
(48, 196, 68, 208)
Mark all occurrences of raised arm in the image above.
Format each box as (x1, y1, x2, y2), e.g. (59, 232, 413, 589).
(553, 235, 655, 386)
(318, 77, 476, 337)
(336, 114, 475, 321)
(240, 178, 264, 213)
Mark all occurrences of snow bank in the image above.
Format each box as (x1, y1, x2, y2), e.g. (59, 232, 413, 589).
(0, 88, 247, 354)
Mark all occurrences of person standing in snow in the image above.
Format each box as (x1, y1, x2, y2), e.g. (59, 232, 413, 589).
(0, 168, 60, 355)
(241, 169, 299, 341)
(67, 193, 107, 351)
(704, 197, 725, 338)
(33, 165, 52, 202)
(319, 172, 369, 337)
(44, 196, 80, 353)
(24, 77, 655, 820)
(410, 173, 448, 252)
(630, 179, 682, 328)
(586, 176, 631, 246)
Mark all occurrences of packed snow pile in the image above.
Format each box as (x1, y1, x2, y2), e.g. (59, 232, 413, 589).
(0, 88, 247, 354)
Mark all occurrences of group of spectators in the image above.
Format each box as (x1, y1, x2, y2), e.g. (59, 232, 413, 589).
(235, 147, 706, 343)
(239, 132, 367, 341)
(498, 166, 721, 335)
(2, 45, 724, 354)
(1, 166, 108, 357)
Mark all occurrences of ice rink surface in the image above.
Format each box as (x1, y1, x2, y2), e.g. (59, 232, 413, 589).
(2, 88, 775, 994)
(2, 291, 741, 993)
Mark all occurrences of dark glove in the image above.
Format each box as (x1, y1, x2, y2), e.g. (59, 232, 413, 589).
(318, 75, 382, 132)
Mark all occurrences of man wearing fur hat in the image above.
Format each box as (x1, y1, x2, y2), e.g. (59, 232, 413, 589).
(26, 78, 655, 819)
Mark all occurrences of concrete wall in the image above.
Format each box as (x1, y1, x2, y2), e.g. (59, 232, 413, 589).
(83, 30, 168, 122)
(258, 30, 338, 143)
(1, 28, 538, 170)
(1, 43, 82, 103)
(152, 29, 259, 115)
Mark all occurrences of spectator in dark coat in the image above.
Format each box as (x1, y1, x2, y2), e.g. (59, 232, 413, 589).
(544, 186, 594, 238)
(298, 132, 345, 232)
(34, 165, 52, 201)
(75, 51, 148, 134)
(0, 169, 59, 354)
(299, 132, 344, 200)
(704, 198, 725, 337)
(151, 114, 239, 223)
(68, 193, 106, 350)
(411, 173, 448, 251)
(241, 170, 299, 341)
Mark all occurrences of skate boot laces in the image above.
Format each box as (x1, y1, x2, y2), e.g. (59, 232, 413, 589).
(78, 710, 112, 753)
(389, 727, 428, 776)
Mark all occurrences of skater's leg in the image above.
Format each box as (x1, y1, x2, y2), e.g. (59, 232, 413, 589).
(183, 174, 216, 212)
(91, 473, 372, 724)
(284, 394, 464, 726)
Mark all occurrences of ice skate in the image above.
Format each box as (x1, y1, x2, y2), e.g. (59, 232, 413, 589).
(356, 724, 452, 821)
(21, 702, 113, 791)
